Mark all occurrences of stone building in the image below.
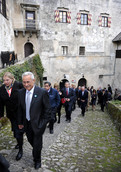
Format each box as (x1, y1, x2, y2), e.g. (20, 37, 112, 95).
(0, 0, 121, 89)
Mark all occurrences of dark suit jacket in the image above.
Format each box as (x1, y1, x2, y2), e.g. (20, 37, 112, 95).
(0, 81, 23, 119)
(62, 88, 75, 106)
(79, 90, 88, 105)
(17, 86, 51, 135)
(0, 153, 10, 172)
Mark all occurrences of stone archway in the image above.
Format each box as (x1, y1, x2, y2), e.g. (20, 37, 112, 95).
(24, 42, 34, 57)
(59, 79, 69, 90)
(78, 78, 87, 87)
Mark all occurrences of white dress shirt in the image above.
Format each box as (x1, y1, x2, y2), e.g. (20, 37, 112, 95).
(25, 86, 35, 104)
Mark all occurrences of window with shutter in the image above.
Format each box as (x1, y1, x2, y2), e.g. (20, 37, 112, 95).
(88, 14, 92, 25)
(55, 10, 60, 23)
(98, 16, 102, 26)
(67, 11, 71, 23)
(108, 17, 111, 27)
(81, 13, 88, 25)
(59, 11, 67, 23)
(102, 16, 108, 27)
(77, 13, 81, 24)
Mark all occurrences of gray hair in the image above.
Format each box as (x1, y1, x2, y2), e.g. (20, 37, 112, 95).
(22, 72, 35, 80)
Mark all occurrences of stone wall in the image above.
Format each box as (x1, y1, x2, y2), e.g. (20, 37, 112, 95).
(107, 101, 121, 134)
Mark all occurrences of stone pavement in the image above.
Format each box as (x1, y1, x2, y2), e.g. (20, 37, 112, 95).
(1, 106, 121, 172)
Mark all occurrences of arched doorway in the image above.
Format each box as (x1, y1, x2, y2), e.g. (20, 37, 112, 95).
(59, 79, 69, 90)
(24, 42, 34, 57)
(78, 78, 87, 87)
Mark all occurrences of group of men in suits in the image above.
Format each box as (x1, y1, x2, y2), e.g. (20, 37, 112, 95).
(61, 82, 88, 121)
(17, 76, 88, 169)
(0, 71, 89, 170)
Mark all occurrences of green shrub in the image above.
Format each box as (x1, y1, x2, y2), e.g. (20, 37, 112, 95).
(33, 54, 44, 87)
(0, 54, 44, 85)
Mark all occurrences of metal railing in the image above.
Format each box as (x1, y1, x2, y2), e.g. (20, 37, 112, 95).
(13, 19, 40, 30)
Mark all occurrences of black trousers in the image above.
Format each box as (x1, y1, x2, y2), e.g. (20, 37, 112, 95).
(9, 118, 23, 148)
(49, 107, 57, 130)
(26, 120, 42, 163)
(57, 103, 62, 123)
(65, 103, 72, 120)
(80, 102, 86, 116)
(101, 103, 105, 111)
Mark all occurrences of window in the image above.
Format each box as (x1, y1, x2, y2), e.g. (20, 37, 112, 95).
(0, 0, 2, 13)
(0, 0, 6, 18)
(59, 11, 67, 23)
(79, 47, 85, 55)
(26, 11, 35, 29)
(102, 16, 108, 27)
(116, 50, 121, 58)
(62, 46, 68, 55)
(81, 14, 88, 25)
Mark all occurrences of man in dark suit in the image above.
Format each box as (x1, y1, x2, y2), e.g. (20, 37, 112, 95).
(78, 86, 88, 116)
(62, 82, 75, 122)
(44, 81, 60, 134)
(18, 72, 51, 170)
(100, 89, 108, 112)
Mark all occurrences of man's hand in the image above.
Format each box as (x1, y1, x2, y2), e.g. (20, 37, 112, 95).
(81, 99, 85, 102)
(18, 125, 24, 129)
(66, 98, 70, 102)
(0, 117, 3, 120)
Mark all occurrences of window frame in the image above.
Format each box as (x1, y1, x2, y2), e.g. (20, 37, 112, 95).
(62, 46, 68, 55)
(116, 50, 121, 59)
(79, 46, 85, 55)
(59, 11, 67, 23)
(25, 10, 36, 29)
(102, 16, 108, 27)
(81, 13, 88, 25)
(0, 0, 7, 18)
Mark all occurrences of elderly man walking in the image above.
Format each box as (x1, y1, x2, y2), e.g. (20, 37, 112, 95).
(17, 72, 51, 169)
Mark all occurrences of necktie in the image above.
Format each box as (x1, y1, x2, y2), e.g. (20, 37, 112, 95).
(26, 91, 31, 121)
(66, 88, 68, 95)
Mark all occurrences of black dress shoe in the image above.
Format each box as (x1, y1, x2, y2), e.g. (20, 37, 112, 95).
(16, 150, 23, 161)
(34, 162, 41, 169)
(50, 130, 54, 134)
(15, 144, 19, 149)
(68, 119, 71, 123)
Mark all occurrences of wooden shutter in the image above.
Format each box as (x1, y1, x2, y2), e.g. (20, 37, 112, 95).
(55, 10, 60, 23)
(88, 14, 92, 25)
(108, 17, 111, 27)
(67, 11, 71, 23)
(98, 16, 102, 26)
(77, 13, 81, 24)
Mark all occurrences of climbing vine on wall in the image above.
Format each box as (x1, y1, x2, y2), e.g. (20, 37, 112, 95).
(0, 54, 44, 86)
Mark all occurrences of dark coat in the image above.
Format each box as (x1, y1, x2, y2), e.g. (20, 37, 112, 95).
(100, 92, 108, 105)
(0, 81, 23, 119)
(0, 154, 10, 172)
(78, 90, 88, 106)
(17, 86, 51, 135)
(61, 87, 75, 105)
(48, 87, 60, 108)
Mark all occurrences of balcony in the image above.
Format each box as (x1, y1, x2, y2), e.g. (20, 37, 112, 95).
(14, 19, 40, 38)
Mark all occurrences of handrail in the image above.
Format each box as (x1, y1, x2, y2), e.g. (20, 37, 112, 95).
(13, 19, 40, 30)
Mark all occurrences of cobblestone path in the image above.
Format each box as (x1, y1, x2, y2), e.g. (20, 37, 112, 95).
(1, 106, 121, 172)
